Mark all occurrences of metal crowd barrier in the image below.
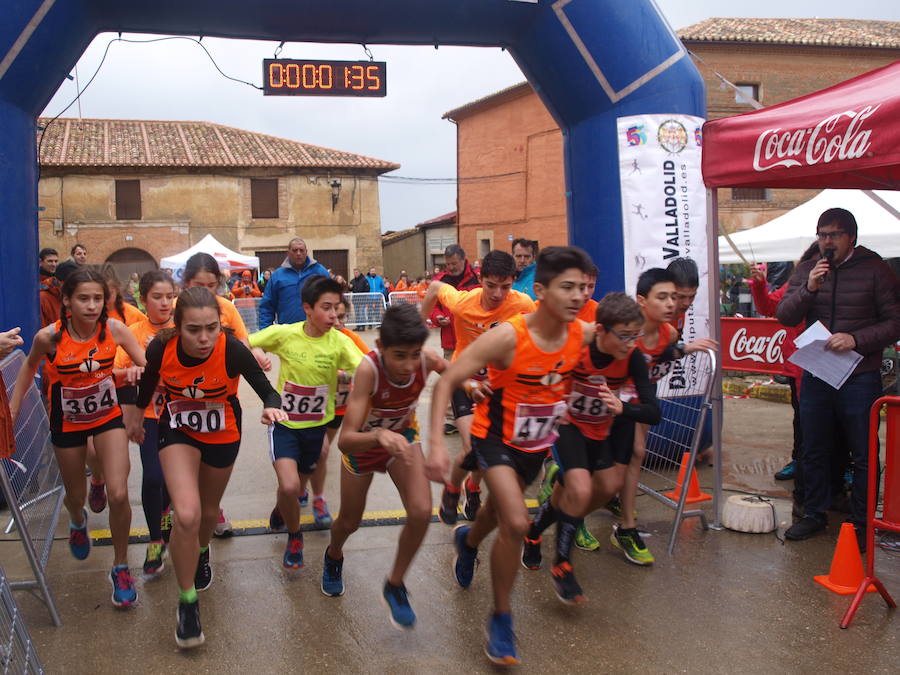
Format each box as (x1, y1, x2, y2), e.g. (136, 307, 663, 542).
(232, 297, 261, 334)
(0, 564, 44, 673)
(1, 352, 63, 626)
(387, 291, 424, 311)
(344, 293, 387, 330)
(638, 349, 718, 555)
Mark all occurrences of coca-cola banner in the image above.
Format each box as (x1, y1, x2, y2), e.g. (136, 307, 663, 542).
(617, 113, 709, 395)
(702, 61, 900, 189)
(721, 317, 786, 375)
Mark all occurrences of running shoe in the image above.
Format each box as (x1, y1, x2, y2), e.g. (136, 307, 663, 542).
(605, 496, 623, 518)
(574, 524, 600, 551)
(452, 524, 478, 588)
(269, 505, 285, 532)
(485, 613, 518, 666)
(382, 580, 416, 629)
(109, 565, 137, 608)
(611, 524, 655, 565)
(69, 509, 91, 560)
(312, 497, 333, 528)
(283, 532, 304, 569)
(521, 536, 542, 570)
(213, 508, 233, 537)
(443, 423, 458, 436)
(550, 562, 587, 605)
(299, 490, 309, 507)
(195, 547, 213, 591)
(438, 487, 460, 525)
(774, 460, 796, 481)
(321, 549, 345, 597)
(88, 480, 107, 513)
(160, 508, 173, 544)
(538, 461, 559, 506)
(143, 540, 167, 578)
(176, 600, 205, 649)
(463, 483, 481, 522)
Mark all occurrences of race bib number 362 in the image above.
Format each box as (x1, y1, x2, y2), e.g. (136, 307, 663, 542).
(282, 382, 329, 422)
(511, 401, 566, 450)
(167, 400, 225, 434)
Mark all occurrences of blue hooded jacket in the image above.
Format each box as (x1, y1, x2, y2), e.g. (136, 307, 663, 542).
(512, 262, 536, 300)
(258, 255, 329, 328)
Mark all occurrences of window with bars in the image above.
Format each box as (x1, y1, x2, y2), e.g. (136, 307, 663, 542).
(251, 179, 279, 219)
(115, 180, 141, 220)
(731, 187, 768, 201)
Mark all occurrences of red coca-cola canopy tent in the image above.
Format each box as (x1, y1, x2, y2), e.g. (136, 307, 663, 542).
(702, 60, 900, 190)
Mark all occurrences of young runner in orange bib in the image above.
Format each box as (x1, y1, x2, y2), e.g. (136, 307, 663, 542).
(427, 246, 595, 666)
(132, 287, 285, 649)
(9, 269, 146, 608)
(322, 304, 446, 629)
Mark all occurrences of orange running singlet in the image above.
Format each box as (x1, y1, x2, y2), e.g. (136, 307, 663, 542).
(437, 285, 535, 360)
(471, 314, 584, 452)
(637, 321, 678, 383)
(334, 327, 368, 416)
(576, 298, 598, 323)
(568, 346, 635, 440)
(45, 321, 121, 433)
(115, 319, 171, 419)
(160, 332, 240, 443)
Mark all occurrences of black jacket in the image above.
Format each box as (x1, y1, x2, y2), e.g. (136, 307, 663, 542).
(349, 274, 370, 294)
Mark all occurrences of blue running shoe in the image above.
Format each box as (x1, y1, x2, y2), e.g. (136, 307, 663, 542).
(312, 497, 333, 528)
(452, 524, 478, 588)
(109, 565, 137, 608)
(321, 549, 345, 597)
(485, 613, 518, 665)
(299, 490, 309, 508)
(382, 580, 416, 629)
(69, 509, 91, 560)
(283, 532, 304, 569)
(774, 460, 796, 481)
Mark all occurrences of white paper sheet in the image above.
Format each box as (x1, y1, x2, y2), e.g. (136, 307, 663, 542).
(788, 322, 863, 389)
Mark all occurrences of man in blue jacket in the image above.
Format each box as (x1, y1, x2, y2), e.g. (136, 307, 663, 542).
(511, 238, 538, 300)
(258, 238, 329, 328)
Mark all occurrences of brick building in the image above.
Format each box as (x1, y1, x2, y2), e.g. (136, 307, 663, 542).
(37, 118, 398, 280)
(446, 17, 900, 252)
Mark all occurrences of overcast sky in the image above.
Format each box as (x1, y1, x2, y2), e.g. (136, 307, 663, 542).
(42, 0, 900, 234)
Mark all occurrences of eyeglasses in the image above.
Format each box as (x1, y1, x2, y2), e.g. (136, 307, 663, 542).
(816, 230, 847, 241)
(608, 328, 644, 344)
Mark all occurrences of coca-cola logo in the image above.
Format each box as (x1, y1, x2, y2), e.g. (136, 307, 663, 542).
(729, 327, 786, 364)
(752, 105, 878, 172)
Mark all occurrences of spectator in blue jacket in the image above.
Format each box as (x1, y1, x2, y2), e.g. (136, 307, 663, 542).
(258, 238, 329, 328)
(366, 267, 387, 296)
(511, 238, 538, 300)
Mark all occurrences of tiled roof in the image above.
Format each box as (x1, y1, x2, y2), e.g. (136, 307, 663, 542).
(677, 18, 900, 49)
(382, 227, 420, 244)
(37, 118, 399, 172)
(443, 82, 531, 121)
(416, 211, 457, 228)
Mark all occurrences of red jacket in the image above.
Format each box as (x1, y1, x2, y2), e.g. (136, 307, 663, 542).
(429, 262, 480, 351)
(749, 277, 801, 379)
(39, 272, 62, 328)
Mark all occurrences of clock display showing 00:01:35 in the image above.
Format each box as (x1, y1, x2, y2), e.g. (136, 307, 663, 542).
(262, 59, 387, 97)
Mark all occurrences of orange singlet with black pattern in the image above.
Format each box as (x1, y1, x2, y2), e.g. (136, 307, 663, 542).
(568, 345, 635, 441)
(471, 314, 584, 453)
(160, 332, 240, 444)
(45, 320, 120, 433)
(637, 321, 678, 383)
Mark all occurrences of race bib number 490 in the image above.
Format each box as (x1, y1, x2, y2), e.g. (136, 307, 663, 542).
(61, 377, 118, 424)
(167, 400, 225, 434)
(282, 382, 329, 422)
(511, 401, 566, 450)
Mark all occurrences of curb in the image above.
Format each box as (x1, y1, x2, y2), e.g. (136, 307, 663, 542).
(723, 379, 791, 404)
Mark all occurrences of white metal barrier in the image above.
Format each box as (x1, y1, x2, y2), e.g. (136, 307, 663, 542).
(0, 564, 44, 673)
(344, 293, 387, 330)
(387, 291, 424, 310)
(232, 297, 261, 334)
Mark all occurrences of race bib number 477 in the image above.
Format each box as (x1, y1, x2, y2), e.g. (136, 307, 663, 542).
(511, 401, 566, 450)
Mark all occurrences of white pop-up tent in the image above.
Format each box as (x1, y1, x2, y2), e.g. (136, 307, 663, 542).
(160, 234, 260, 282)
(718, 189, 900, 264)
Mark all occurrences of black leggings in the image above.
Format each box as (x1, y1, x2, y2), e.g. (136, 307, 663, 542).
(141, 418, 169, 541)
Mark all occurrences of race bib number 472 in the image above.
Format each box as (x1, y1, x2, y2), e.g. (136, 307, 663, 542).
(511, 401, 566, 450)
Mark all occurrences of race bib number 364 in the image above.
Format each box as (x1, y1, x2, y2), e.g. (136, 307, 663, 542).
(167, 400, 225, 434)
(61, 377, 118, 424)
(511, 401, 566, 450)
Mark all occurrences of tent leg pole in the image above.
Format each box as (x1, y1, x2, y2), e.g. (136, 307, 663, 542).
(706, 188, 725, 530)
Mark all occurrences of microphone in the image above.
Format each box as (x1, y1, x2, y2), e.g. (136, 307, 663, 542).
(822, 248, 835, 281)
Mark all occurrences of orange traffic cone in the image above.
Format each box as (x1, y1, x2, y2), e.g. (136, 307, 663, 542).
(813, 522, 877, 595)
(663, 452, 712, 504)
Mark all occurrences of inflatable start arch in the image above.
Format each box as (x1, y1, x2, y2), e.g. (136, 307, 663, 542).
(0, 0, 704, 339)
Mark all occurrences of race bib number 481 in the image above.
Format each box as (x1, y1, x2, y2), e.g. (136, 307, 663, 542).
(167, 400, 225, 434)
(61, 377, 118, 424)
(282, 382, 329, 422)
(568, 382, 609, 423)
(511, 401, 566, 450)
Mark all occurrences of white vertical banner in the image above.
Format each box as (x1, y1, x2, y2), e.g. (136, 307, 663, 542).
(617, 114, 709, 392)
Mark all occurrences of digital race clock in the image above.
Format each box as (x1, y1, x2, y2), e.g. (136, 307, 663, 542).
(262, 59, 387, 97)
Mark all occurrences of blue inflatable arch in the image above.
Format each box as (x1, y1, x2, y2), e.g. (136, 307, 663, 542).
(0, 0, 704, 339)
